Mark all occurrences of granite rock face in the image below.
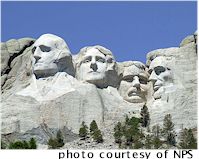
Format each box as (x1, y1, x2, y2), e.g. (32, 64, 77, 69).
(146, 37, 197, 134)
(1, 33, 197, 148)
(1, 38, 35, 94)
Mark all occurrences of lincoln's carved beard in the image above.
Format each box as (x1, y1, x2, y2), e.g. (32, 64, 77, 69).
(119, 65, 148, 103)
(76, 48, 108, 87)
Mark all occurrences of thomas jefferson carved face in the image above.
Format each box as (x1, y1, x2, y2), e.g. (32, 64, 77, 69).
(148, 56, 173, 99)
(119, 62, 148, 103)
(32, 34, 72, 78)
(76, 48, 107, 87)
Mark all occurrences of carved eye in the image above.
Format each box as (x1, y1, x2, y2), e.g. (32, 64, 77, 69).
(32, 46, 36, 54)
(154, 66, 166, 75)
(96, 56, 105, 63)
(39, 45, 51, 52)
(82, 57, 91, 63)
(139, 77, 147, 84)
(123, 77, 133, 82)
(107, 58, 113, 63)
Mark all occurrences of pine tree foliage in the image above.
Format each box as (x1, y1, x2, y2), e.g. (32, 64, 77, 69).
(114, 115, 143, 148)
(57, 130, 64, 147)
(162, 114, 176, 146)
(8, 138, 37, 149)
(144, 134, 152, 149)
(179, 128, 197, 149)
(140, 105, 150, 127)
(29, 138, 37, 149)
(114, 122, 123, 144)
(152, 136, 162, 149)
(93, 129, 103, 143)
(79, 121, 88, 139)
(90, 120, 98, 135)
(48, 130, 64, 149)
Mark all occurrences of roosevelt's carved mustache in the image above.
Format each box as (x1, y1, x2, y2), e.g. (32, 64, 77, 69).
(127, 87, 145, 97)
(88, 71, 101, 73)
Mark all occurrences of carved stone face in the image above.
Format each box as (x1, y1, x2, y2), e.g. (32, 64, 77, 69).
(119, 64, 148, 103)
(77, 48, 107, 87)
(32, 34, 72, 78)
(148, 56, 172, 99)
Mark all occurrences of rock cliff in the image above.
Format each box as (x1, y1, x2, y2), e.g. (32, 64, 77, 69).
(1, 33, 197, 149)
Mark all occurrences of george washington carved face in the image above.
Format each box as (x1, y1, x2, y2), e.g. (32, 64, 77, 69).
(32, 34, 73, 78)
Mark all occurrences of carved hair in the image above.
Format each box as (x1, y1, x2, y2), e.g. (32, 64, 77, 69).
(75, 45, 115, 69)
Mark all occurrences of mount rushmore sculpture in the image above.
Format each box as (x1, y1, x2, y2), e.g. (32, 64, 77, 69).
(1, 32, 197, 148)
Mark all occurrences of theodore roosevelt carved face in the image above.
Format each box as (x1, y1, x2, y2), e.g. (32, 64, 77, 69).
(32, 34, 73, 78)
(76, 46, 115, 88)
(119, 61, 149, 103)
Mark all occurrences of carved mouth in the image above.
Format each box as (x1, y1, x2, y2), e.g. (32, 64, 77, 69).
(88, 71, 100, 74)
(128, 90, 140, 97)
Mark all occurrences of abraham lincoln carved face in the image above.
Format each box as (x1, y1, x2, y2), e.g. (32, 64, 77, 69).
(148, 56, 173, 99)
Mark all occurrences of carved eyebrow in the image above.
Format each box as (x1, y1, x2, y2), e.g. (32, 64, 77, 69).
(138, 75, 148, 81)
(39, 45, 51, 52)
(96, 56, 106, 61)
(81, 56, 91, 64)
(122, 75, 134, 80)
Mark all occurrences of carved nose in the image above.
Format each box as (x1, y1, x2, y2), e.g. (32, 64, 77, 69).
(33, 47, 42, 62)
(132, 76, 140, 88)
(34, 55, 41, 61)
(90, 63, 98, 72)
(149, 71, 157, 82)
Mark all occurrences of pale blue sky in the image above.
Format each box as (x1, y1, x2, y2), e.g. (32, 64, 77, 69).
(1, 1, 197, 63)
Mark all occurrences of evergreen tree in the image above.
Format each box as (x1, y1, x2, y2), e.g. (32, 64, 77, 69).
(48, 138, 59, 149)
(162, 114, 176, 146)
(125, 115, 130, 125)
(151, 125, 162, 149)
(23, 140, 30, 149)
(145, 134, 152, 149)
(140, 105, 150, 127)
(8, 138, 37, 149)
(114, 122, 123, 144)
(123, 116, 141, 146)
(79, 121, 88, 139)
(90, 120, 98, 135)
(48, 130, 64, 149)
(93, 129, 103, 143)
(56, 130, 64, 147)
(152, 136, 162, 149)
(29, 138, 37, 149)
(133, 135, 143, 149)
(124, 126, 134, 145)
(179, 128, 197, 149)
(9, 141, 26, 149)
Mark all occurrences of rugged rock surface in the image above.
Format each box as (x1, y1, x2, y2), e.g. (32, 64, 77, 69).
(1, 33, 197, 149)
(1, 38, 35, 94)
(146, 35, 197, 135)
